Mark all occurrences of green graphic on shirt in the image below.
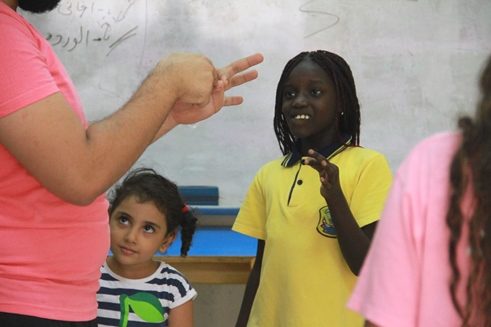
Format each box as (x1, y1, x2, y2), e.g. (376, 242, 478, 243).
(119, 292, 166, 327)
(317, 206, 337, 238)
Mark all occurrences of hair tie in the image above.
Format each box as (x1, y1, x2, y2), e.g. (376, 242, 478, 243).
(181, 205, 190, 213)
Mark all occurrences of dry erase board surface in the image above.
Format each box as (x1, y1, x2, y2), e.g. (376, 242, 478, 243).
(23, 0, 491, 205)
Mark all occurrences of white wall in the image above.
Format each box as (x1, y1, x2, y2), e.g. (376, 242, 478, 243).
(23, 0, 491, 205)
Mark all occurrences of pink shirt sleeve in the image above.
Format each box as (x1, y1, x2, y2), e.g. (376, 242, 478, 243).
(0, 10, 58, 117)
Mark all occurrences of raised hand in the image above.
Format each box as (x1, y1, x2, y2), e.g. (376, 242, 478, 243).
(303, 149, 342, 201)
(155, 53, 216, 107)
(169, 53, 264, 125)
(217, 53, 264, 106)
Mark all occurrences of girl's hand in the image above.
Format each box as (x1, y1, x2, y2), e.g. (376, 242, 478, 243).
(303, 149, 342, 200)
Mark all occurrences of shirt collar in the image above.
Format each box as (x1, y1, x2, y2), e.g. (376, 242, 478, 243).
(281, 135, 353, 167)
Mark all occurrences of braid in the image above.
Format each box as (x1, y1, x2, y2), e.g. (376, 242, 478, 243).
(273, 50, 361, 155)
(446, 56, 491, 326)
(309, 50, 361, 146)
(179, 206, 198, 257)
(274, 52, 308, 154)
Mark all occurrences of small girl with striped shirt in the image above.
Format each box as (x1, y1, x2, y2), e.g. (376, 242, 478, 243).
(97, 168, 197, 327)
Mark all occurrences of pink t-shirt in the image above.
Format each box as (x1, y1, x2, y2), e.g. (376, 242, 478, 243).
(0, 3, 109, 321)
(348, 132, 472, 326)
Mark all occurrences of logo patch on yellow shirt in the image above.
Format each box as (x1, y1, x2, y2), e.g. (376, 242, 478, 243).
(317, 206, 337, 238)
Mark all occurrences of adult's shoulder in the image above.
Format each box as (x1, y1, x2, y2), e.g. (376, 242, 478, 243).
(403, 131, 461, 169)
(411, 131, 460, 154)
(393, 131, 461, 196)
(0, 3, 34, 35)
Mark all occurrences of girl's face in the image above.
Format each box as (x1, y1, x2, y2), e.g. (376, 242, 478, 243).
(281, 58, 340, 150)
(108, 195, 175, 279)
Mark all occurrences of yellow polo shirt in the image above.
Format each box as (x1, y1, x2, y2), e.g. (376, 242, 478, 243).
(233, 145, 392, 327)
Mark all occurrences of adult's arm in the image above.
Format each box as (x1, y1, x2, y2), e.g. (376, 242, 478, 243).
(235, 239, 264, 327)
(0, 53, 263, 205)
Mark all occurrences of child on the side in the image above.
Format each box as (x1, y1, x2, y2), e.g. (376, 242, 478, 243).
(348, 55, 491, 327)
(97, 168, 197, 327)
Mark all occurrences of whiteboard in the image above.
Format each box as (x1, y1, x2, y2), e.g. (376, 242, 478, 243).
(22, 0, 491, 205)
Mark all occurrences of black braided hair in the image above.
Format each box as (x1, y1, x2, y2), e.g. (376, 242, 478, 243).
(273, 50, 361, 155)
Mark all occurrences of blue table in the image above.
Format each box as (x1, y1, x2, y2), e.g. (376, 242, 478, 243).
(165, 227, 256, 257)
(156, 207, 257, 284)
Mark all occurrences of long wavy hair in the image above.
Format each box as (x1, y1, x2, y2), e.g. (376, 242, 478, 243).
(447, 55, 491, 326)
(273, 50, 361, 155)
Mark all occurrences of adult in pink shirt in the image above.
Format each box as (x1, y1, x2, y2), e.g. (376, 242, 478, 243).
(348, 55, 491, 326)
(0, 0, 263, 326)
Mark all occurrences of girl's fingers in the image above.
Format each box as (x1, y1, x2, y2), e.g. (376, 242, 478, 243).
(307, 149, 328, 163)
(302, 157, 323, 171)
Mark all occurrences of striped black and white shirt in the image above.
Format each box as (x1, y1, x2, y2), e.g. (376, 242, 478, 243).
(97, 261, 197, 327)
